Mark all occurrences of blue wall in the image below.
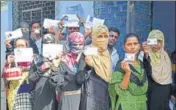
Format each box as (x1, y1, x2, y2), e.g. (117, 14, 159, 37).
(94, 1, 175, 56)
(55, 1, 94, 20)
(134, 2, 152, 42)
(55, 1, 94, 35)
(152, 1, 176, 53)
(94, 1, 127, 57)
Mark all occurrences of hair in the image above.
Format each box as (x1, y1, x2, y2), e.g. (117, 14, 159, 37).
(108, 27, 120, 35)
(14, 38, 29, 47)
(124, 33, 140, 45)
(30, 21, 41, 29)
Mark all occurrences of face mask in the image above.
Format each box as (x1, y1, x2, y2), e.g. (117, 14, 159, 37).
(34, 29, 40, 34)
(92, 35, 108, 52)
(22, 31, 29, 39)
(70, 44, 84, 54)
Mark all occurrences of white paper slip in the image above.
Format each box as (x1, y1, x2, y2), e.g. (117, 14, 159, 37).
(147, 38, 157, 45)
(14, 48, 33, 63)
(5, 28, 23, 40)
(124, 53, 135, 62)
(85, 15, 94, 28)
(84, 47, 98, 56)
(43, 18, 59, 29)
(43, 44, 63, 60)
(93, 17, 105, 26)
(64, 21, 80, 27)
(85, 15, 104, 28)
(62, 14, 79, 21)
(62, 14, 80, 27)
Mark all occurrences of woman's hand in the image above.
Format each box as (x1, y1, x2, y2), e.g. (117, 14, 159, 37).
(56, 52, 63, 59)
(52, 59, 61, 67)
(84, 27, 92, 38)
(142, 41, 150, 55)
(5, 40, 12, 48)
(171, 95, 176, 102)
(85, 56, 93, 67)
(48, 26, 55, 34)
(7, 55, 15, 64)
(58, 20, 64, 29)
(121, 61, 131, 75)
(40, 61, 51, 72)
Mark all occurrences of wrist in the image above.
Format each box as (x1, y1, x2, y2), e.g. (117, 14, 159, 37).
(125, 71, 131, 76)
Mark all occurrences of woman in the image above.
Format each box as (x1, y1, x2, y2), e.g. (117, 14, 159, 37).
(50, 32, 85, 110)
(79, 24, 111, 110)
(143, 30, 172, 110)
(3, 38, 33, 110)
(28, 34, 60, 110)
(109, 33, 148, 110)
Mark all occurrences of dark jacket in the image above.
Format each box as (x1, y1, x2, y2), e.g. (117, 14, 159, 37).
(28, 55, 57, 110)
(78, 54, 110, 110)
(5, 40, 14, 59)
(28, 36, 39, 55)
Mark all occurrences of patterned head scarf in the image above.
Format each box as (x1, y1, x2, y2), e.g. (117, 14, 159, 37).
(68, 32, 85, 55)
(61, 32, 84, 73)
(91, 24, 109, 53)
(148, 29, 172, 84)
(43, 34, 55, 44)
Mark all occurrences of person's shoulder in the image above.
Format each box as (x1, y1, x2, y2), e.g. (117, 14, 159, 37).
(112, 47, 119, 55)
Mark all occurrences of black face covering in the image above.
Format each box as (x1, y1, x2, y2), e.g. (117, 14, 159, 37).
(22, 30, 30, 40)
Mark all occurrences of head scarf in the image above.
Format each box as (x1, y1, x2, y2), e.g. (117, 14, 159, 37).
(68, 32, 84, 55)
(92, 24, 109, 54)
(43, 34, 55, 44)
(62, 32, 85, 73)
(19, 22, 30, 39)
(20, 22, 29, 29)
(89, 24, 112, 82)
(148, 29, 172, 84)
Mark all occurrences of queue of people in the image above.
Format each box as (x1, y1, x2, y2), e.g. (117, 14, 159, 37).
(2, 14, 175, 110)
